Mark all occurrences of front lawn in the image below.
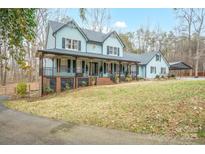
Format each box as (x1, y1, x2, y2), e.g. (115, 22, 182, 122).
(5, 80, 205, 140)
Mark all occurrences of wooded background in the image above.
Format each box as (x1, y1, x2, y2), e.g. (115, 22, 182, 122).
(0, 8, 205, 86)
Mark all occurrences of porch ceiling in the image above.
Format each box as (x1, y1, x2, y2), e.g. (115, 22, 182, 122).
(37, 48, 139, 63)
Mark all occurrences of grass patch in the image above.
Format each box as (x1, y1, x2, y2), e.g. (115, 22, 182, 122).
(5, 80, 205, 140)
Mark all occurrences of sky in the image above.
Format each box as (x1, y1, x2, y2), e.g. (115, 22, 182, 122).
(58, 8, 177, 32)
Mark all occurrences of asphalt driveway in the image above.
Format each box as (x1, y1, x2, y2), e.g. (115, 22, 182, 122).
(0, 96, 198, 145)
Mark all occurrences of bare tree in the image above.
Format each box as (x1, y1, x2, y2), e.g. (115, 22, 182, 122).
(175, 8, 194, 76)
(193, 8, 205, 77)
(79, 9, 111, 32)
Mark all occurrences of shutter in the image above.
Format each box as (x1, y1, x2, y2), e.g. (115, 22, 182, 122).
(78, 41, 81, 51)
(118, 48, 120, 56)
(107, 46, 109, 55)
(62, 38, 65, 49)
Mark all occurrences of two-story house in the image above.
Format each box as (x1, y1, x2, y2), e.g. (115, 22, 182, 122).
(37, 20, 140, 95)
(37, 20, 170, 95)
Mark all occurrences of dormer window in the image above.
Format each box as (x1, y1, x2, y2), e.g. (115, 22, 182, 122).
(62, 38, 81, 51)
(107, 46, 120, 56)
(156, 54, 161, 61)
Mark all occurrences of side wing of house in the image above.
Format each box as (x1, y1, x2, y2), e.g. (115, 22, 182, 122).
(146, 53, 169, 78)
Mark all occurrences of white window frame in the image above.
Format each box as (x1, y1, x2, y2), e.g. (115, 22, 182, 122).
(114, 47, 118, 55)
(66, 39, 79, 51)
(161, 67, 166, 74)
(108, 46, 118, 56)
(156, 54, 161, 61)
(150, 66, 156, 74)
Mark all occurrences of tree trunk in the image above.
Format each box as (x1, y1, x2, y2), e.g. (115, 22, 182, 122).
(2, 63, 7, 86)
(188, 33, 193, 76)
(0, 47, 3, 85)
(195, 37, 200, 78)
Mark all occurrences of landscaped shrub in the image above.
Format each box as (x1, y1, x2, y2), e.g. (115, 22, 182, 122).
(90, 77, 96, 86)
(125, 74, 132, 82)
(65, 82, 71, 90)
(16, 82, 27, 97)
(168, 74, 176, 79)
(136, 77, 144, 81)
(43, 86, 54, 94)
(81, 81, 87, 87)
(113, 74, 120, 83)
(155, 75, 160, 79)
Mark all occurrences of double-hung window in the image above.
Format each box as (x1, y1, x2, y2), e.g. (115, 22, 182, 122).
(64, 38, 81, 51)
(161, 67, 166, 74)
(156, 54, 161, 61)
(72, 40, 78, 50)
(114, 47, 118, 55)
(67, 39, 72, 49)
(107, 46, 119, 56)
(150, 66, 156, 74)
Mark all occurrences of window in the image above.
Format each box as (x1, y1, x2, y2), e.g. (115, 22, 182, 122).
(114, 47, 118, 55)
(67, 59, 71, 73)
(161, 67, 166, 74)
(67, 39, 72, 49)
(108, 46, 113, 54)
(107, 46, 119, 56)
(156, 54, 161, 61)
(61, 59, 67, 72)
(73, 40, 78, 50)
(65, 39, 81, 51)
(150, 66, 156, 74)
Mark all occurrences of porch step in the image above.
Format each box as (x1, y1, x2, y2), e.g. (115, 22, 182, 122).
(97, 77, 114, 85)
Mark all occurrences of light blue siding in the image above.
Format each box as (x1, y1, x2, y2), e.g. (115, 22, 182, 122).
(46, 26, 55, 49)
(103, 34, 123, 57)
(87, 43, 102, 54)
(55, 25, 87, 52)
(145, 54, 169, 79)
(138, 65, 146, 78)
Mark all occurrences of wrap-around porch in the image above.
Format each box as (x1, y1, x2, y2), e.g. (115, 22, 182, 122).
(39, 52, 138, 95)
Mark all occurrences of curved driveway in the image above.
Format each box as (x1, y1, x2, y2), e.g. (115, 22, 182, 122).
(0, 96, 198, 145)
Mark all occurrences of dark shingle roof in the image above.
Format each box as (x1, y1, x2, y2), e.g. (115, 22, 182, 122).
(48, 20, 65, 32)
(169, 61, 192, 70)
(48, 20, 118, 44)
(81, 28, 111, 43)
(38, 48, 139, 63)
(124, 51, 159, 65)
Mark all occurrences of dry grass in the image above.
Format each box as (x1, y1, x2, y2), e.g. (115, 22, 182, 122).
(5, 80, 205, 140)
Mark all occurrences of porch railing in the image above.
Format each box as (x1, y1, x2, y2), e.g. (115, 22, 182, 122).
(41, 67, 76, 77)
(41, 67, 138, 78)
